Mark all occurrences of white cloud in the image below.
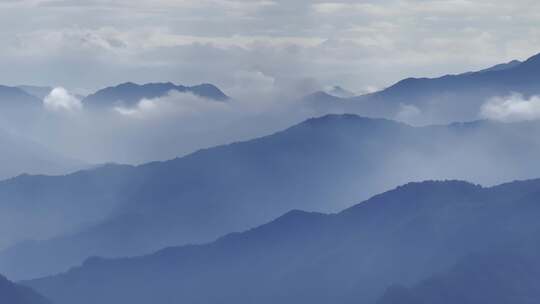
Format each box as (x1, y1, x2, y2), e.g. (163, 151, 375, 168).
(1, 0, 540, 93)
(396, 103, 422, 124)
(480, 93, 540, 122)
(44, 87, 83, 111)
(114, 91, 229, 119)
(312, 3, 349, 14)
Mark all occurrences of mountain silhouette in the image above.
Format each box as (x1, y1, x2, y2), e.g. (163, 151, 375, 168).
(24, 178, 540, 304)
(5, 114, 540, 280)
(0, 274, 51, 304)
(308, 52, 540, 123)
(83, 82, 228, 107)
(0, 85, 42, 110)
(377, 252, 540, 304)
(16, 86, 54, 101)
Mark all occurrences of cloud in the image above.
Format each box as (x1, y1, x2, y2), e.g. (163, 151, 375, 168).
(396, 103, 422, 124)
(19, 75, 318, 165)
(114, 91, 229, 119)
(480, 93, 540, 122)
(3, 0, 540, 92)
(43, 87, 83, 111)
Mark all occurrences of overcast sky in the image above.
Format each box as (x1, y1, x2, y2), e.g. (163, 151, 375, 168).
(1, 0, 540, 94)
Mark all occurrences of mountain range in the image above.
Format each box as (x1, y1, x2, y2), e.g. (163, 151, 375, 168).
(0, 85, 42, 111)
(0, 274, 51, 304)
(4, 114, 540, 280)
(0, 82, 228, 110)
(0, 81, 230, 178)
(307, 53, 540, 124)
(24, 178, 540, 304)
(4, 52, 540, 127)
(16, 86, 54, 101)
(82, 82, 228, 107)
(1, 54, 540, 302)
(378, 252, 540, 304)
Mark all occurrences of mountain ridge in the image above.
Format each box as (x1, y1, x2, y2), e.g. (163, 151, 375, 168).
(0, 274, 51, 304)
(83, 82, 228, 107)
(4, 114, 540, 280)
(307, 52, 540, 124)
(24, 178, 540, 304)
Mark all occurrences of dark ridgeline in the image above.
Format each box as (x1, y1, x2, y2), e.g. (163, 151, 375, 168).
(82, 82, 228, 107)
(23, 179, 540, 304)
(0, 274, 51, 304)
(3, 53, 540, 303)
(0, 82, 228, 111)
(378, 253, 540, 304)
(306, 52, 540, 123)
(4, 114, 540, 280)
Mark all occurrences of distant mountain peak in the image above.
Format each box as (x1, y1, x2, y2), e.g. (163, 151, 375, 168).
(83, 81, 228, 107)
(478, 59, 522, 73)
(301, 113, 406, 128)
(16, 85, 54, 100)
(518, 52, 540, 69)
(326, 85, 355, 98)
(0, 85, 42, 107)
(341, 180, 483, 217)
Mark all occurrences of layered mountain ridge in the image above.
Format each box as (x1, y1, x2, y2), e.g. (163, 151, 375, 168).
(4, 114, 540, 280)
(307, 52, 540, 124)
(82, 82, 228, 107)
(24, 178, 540, 304)
(0, 274, 51, 304)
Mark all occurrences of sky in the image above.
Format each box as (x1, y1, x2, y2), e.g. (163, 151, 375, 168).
(1, 0, 540, 94)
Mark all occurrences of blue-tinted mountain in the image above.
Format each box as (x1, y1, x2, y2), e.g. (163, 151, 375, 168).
(16, 86, 54, 101)
(378, 252, 540, 304)
(326, 85, 355, 98)
(0, 128, 84, 181)
(308, 52, 540, 123)
(5, 114, 540, 280)
(477, 59, 522, 73)
(0, 88, 84, 180)
(0, 86, 43, 135)
(83, 82, 228, 107)
(24, 178, 540, 304)
(0, 85, 42, 109)
(0, 274, 51, 304)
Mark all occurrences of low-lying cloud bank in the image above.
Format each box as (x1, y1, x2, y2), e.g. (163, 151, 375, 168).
(29, 86, 540, 165)
(19, 74, 320, 165)
(481, 93, 540, 122)
(113, 92, 230, 120)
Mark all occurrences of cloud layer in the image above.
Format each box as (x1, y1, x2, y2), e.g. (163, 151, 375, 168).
(481, 93, 540, 122)
(18, 81, 315, 165)
(1, 0, 540, 92)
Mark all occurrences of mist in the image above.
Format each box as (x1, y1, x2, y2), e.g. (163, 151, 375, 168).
(11, 77, 319, 166)
(480, 93, 540, 122)
(3, 2, 540, 304)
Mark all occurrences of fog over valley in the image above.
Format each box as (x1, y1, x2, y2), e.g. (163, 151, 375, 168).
(2, 1, 540, 304)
